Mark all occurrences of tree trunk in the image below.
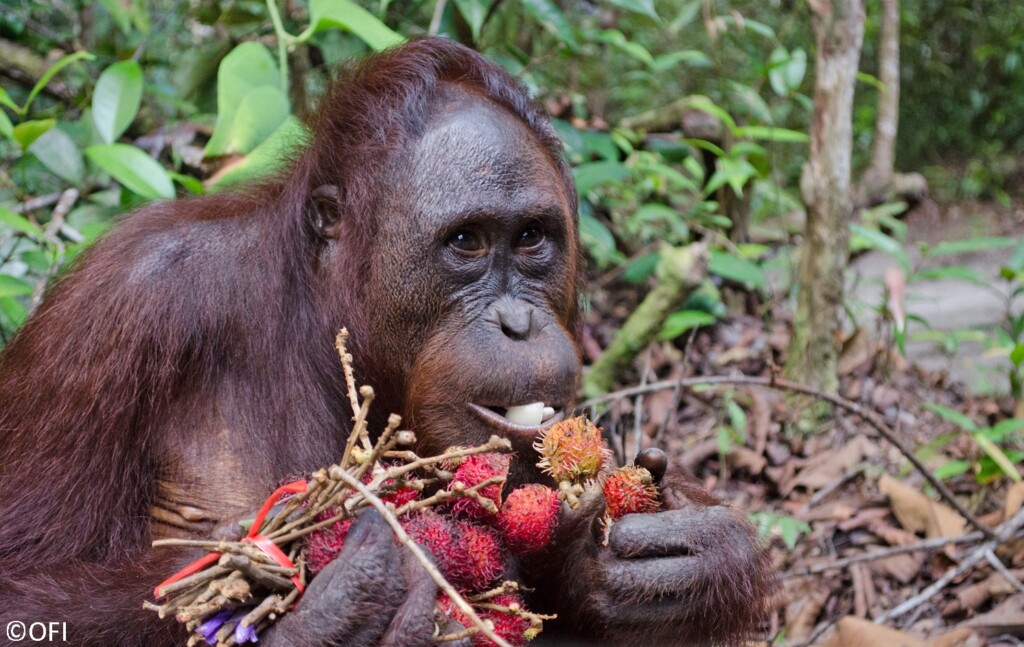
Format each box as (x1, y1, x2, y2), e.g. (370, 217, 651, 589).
(784, 0, 865, 398)
(858, 0, 900, 204)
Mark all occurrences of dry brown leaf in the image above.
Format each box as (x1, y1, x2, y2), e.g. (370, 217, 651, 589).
(788, 584, 831, 641)
(1006, 482, 1024, 520)
(925, 627, 976, 647)
(965, 593, 1024, 636)
(819, 616, 925, 647)
(870, 553, 926, 584)
(784, 436, 878, 494)
(879, 475, 967, 539)
(728, 446, 767, 474)
(839, 327, 874, 376)
(943, 569, 1024, 616)
(750, 390, 771, 456)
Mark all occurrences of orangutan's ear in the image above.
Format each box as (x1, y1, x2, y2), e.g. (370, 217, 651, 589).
(309, 184, 343, 239)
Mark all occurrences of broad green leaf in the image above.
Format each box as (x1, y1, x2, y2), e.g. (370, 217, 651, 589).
(595, 30, 654, 67)
(454, 0, 489, 41)
(856, 71, 885, 91)
(927, 236, 1016, 256)
(1012, 343, 1024, 366)
(658, 310, 717, 339)
(204, 42, 281, 157)
(23, 51, 94, 116)
(988, 418, 1024, 442)
(935, 459, 971, 480)
(97, 0, 150, 33)
(93, 60, 144, 144)
(973, 432, 1022, 483)
(0, 88, 17, 112)
(301, 0, 405, 50)
(1005, 238, 1024, 273)
(573, 160, 629, 194)
(0, 206, 44, 238)
(734, 125, 809, 143)
(684, 95, 736, 131)
(923, 402, 978, 431)
(622, 251, 660, 284)
(850, 223, 908, 269)
(0, 110, 11, 139)
(606, 0, 658, 19)
(169, 172, 205, 195)
(708, 249, 765, 290)
(521, 0, 577, 49)
(85, 144, 174, 200)
(0, 275, 33, 299)
(0, 295, 28, 327)
(578, 212, 622, 267)
(209, 116, 309, 188)
(652, 50, 711, 72)
(11, 119, 56, 151)
(28, 127, 84, 185)
(768, 47, 807, 96)
(220, 85, 290, 156)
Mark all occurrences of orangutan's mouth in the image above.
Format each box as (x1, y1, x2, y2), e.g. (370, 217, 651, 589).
(467, 402, 564, 437)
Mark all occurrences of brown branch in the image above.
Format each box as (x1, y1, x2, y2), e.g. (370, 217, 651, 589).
(578, 374, 997, 540)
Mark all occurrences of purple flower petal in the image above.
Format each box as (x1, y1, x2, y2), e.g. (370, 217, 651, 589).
(234, 622, 259, 643)
(196, 610, 232, 643)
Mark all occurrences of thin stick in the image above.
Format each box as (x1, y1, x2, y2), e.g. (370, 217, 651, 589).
(984, 549, 1024, 595)
(335, 329, 360, 417)
(874, 507, 1024, 623)
(784, 531, 986, 578)
(331, 469, 513, 647)
(579, 374, 996, 539)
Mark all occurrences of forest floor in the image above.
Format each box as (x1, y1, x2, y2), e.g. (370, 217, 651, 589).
(582, 198, 1024, 647)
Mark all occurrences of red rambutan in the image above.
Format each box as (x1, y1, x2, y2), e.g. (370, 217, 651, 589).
(602, 466, 660, 520)
(303, 512, 352, 575)
(497, 484, 559, 554)
(448, 453, 510, 519)
(452, 520, 506, 591)
(475, 593, 532, 647)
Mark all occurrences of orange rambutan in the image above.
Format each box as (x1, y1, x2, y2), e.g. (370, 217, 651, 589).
(497, 484, 559, 554)
(534, 417, 609, 483)
(602, 465, 660, 520)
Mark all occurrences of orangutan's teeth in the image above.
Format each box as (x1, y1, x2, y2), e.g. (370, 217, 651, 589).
(542, 406, 556, 421)
(505, 402, 545, 426)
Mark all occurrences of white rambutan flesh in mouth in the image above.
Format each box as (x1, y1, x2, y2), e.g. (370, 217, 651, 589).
(504, 402, 556, 426)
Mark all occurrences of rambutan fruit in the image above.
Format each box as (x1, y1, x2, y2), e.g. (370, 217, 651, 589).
(435, 592, 474, 630)
(497, 484, 559, 554)
(403, 511, 463, 583)
(474, 593, 533, 647)
(439, 446, 470, 471)
(448, 453, 510, 519)
(602, 466, 660, 520)
(303, 512, 352, 575)
(452, 520, 506, 591)
(534, 417, 609, 483)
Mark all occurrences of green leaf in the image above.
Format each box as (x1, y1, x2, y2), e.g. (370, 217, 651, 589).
(973, 431, 1022, 483)
(923, 402, 978, 431)
(521, 0, 577, 49)
(93, 60, 144, 144)
(850, 223, 908, 269)
(578, 213, 622, 267)
(300, 0, 405, 50)
(622, 251, 660, 284)
(209, 116, 308, 188)
(595, 30, 654, 67)
(988, 418, 1024, 442)
(85, 143, 175, 200)
(573, 160, 629, 194)
(0, 275, 33, 299)
(733, 125, 809, 143)
(204, 42, 282, 157)
(683, 95, 736, 132)
(11, 119, 55, 151)
(927, 236, 1016, 256)
(0, 295, 28, 328)
(708, 249, 765, 290)
(912, 265, 987, 284)
(0, 109, 11, 140)
(935, 459, 971, 481)
(1012, 343, 1024, 367)
(23, 51, 94, 116)
(768, 47, 807, 96)
(606, 0, 658, 19)
(658, 309, 716, 339)
(454, 0, 489, 41)
(856, 70, 885, 91)
(0, 88, 18, 112)
(652, 50, 711, 72)
(169, 172, 205, 195)
(0, 206, 44, 238)
(219, 85, 290, 156)
(28, 127, 84, 185)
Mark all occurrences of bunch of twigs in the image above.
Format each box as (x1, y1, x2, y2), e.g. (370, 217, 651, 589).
(146, 329, 545, 647)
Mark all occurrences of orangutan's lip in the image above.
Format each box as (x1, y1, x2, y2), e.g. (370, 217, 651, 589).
(467, 403, 565, 437)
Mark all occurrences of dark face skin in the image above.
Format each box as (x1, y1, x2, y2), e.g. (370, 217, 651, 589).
(361, 87, 580, 480)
